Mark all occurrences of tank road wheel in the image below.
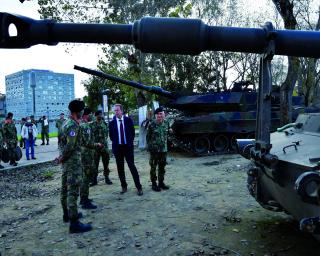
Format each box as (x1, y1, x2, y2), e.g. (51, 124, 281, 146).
(194, 136, 210, 155)
(213, 134, 229, 152)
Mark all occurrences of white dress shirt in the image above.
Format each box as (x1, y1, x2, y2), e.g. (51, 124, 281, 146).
(116, 117, 127, 144)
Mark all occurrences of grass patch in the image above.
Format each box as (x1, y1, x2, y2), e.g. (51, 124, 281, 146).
(41, 169, 56, 180)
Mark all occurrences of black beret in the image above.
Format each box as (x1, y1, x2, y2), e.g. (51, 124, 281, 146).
(68, 100, 85, 113)
(60, 113, 64, 115)
(154, 107, 164, 115)
(83, 107, 92, 116)
(95, 110, 102, 116)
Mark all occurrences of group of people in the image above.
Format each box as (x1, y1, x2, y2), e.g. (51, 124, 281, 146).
(57, 100, 171, 233)
(18, 115, 51, 162)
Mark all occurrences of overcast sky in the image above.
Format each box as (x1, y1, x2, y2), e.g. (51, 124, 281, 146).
(0, 0, 103, 98)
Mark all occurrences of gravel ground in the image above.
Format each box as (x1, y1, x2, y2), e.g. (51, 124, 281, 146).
(0, 150, 320, 256)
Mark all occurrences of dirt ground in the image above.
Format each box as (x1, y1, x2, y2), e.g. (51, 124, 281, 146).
(1, 150, 320, 256)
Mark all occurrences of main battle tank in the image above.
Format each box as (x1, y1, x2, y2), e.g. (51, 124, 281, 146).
(74, 65, 284, 155)
(1, 12, 320, 239)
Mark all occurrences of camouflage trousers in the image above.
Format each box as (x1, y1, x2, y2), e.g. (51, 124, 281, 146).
(80, 164, 94, 200)
(60, 155, 82, 220)
(93, 149, 110, 179)
(41, 127, 49, 143)
(7, 143, 17, 163)
(149, 152, 167, 183)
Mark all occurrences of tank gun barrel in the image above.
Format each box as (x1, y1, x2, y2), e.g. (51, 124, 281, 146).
(1, 13, 320, 58)
(74, 65, 176, 99)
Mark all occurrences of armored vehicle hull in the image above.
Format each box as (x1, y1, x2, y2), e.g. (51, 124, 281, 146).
(239, 113, 320, 239)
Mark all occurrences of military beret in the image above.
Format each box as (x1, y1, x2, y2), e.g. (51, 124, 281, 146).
(95, 110, 102, 116)
(68, 100, 85, 113)
(154, 107, 164, 115)
(83, 107, 92, 116)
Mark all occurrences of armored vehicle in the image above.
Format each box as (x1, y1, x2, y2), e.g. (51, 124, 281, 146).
(74, 65, 286, 155)
(238, 113, 320, 239)
(1, 12, 320, 238)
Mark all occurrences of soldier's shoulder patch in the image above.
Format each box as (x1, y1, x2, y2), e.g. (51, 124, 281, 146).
(69, 130, 76, 137)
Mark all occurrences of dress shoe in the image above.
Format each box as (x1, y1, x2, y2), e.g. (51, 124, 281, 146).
(32, 157, 36, 160)
(120, 187, 127, 194)
(137, 189, 143, 196)
(105, 177, 113, 185)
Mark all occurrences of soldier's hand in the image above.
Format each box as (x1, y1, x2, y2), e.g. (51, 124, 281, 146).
(96, 143, 104, 148)
(169, 128, 173, 134)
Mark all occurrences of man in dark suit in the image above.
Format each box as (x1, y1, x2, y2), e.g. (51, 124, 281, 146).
(109, 104, 143, 196)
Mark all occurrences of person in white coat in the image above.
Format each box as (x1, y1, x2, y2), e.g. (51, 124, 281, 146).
(21, 116, 38, 160)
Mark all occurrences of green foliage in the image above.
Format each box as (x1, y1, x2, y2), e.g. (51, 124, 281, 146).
(42, 169, 55, 180)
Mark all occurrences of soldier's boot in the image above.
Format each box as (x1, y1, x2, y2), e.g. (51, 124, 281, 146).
(0, 164, 4, 169)
(63, 210, 83, 223)
(159, 181, 170, 190)
(151, 182, 161, 192)
(80, 197, 93, 205)
(81, 199, 97, 210)
(105, 176, 113, 185)
(69, 220, 92, 234)
(90, 175, 98, 186)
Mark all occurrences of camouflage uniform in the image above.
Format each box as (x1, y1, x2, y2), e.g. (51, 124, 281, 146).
(146, 119, 170, 183)
(3, 120, 18, 164)
(56, 118, 66, 148)
(79, 121, 96, 200)
(60, 117, 82, 221)
(39, 117, 49, 144)
(91, 120, 110, 180)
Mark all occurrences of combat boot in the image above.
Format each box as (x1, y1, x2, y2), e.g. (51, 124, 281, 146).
(63, 211, 83, 223)
(159, 182, 170, 190)
(81, 199, 97, 209)
(69, 220, 92, 233)
(105, 176, 113, 185)
(151, 182, 161, 192)
(80, 197, 93, 205)
(90, 175, 98, 186)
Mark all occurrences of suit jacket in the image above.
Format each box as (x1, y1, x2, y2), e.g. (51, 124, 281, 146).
(109, 116, 135, 154)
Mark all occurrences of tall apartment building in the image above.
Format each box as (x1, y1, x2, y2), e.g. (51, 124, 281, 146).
(5, 69, 74, 120)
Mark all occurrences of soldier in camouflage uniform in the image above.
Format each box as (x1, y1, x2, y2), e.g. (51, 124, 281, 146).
(55, 113, 66, 149)
(57, 100, 92, 233)
(3, 112, 18, 166)
(91, 110, 112, 185)
(79, 108, 100, 209)
(39, 115, 49, 145)
(146, 107, 171, 191)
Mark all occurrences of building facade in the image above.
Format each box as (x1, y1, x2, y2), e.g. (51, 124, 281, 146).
(5, 69, 74, 120)
(0, 93, 6, 118)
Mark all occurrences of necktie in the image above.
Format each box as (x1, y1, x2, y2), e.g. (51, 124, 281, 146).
(119, 119, 125, 144)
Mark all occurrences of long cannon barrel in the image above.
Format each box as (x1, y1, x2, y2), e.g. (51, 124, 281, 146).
(74, 65, 176, 99)
(1, 13, 320, 58)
